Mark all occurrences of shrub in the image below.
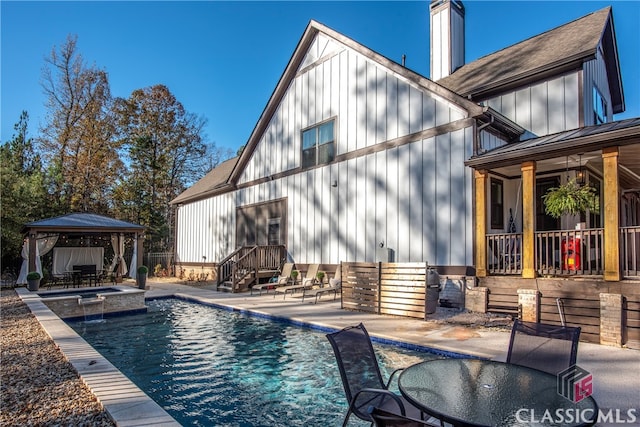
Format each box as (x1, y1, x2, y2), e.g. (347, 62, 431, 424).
(26, 271, 41, 280)
(137, 265, 149, 275)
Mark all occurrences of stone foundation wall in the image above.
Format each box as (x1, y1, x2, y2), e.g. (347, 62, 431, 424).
(41, 288, 146, 319)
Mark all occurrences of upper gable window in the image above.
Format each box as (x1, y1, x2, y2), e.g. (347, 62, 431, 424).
(593, 87, 608, 125)
(302, 119, 335, 168)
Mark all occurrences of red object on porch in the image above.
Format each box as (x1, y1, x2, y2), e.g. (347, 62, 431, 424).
(562, 237, 581, 270)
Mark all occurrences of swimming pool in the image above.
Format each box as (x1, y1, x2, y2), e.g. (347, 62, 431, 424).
(68, 298, 448, 426)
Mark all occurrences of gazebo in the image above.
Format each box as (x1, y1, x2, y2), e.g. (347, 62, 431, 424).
(17, 213, 145, 285)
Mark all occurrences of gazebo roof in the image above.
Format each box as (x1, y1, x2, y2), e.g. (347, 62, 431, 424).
(23, 213, 145, 234)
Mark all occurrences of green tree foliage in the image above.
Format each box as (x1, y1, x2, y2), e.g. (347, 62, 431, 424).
(113, 85, 209, 252)
(0, 112, 50, 270)
(40, 34, 122, 213)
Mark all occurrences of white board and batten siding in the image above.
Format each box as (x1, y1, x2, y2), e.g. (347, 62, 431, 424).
(484, 72, 580, 138)
(482, 42, 612, 137)
(175, 31, 475, 266)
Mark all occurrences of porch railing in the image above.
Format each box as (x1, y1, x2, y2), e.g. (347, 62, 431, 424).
(487, 229, 607, 276)
(534, 228, 603, 276)
(621, 226, 640, 277)
(486, 233, 522, 275)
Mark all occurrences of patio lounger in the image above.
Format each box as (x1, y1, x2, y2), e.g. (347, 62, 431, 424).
(251, 262, 294, 295)
(303, 265, 341, 303)
(302, 280, 341, 303)
(274, 264, 319, 299)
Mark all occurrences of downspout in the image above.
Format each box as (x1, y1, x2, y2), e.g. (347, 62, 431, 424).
(476, 114, 494, 154)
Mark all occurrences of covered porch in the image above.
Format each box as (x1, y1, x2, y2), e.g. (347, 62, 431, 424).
(467, 118, 640, 281)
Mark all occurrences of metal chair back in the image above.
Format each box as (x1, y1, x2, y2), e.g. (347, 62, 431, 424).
(326, 323, 396, 424)
(506, 319, 581, 375)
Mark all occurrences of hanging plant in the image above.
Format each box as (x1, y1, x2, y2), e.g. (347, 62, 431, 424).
(542, 178, 599, 219)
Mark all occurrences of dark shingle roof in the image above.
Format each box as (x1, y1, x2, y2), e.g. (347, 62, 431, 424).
(438, 7, 621, 111)
(171, 156, 238, 205)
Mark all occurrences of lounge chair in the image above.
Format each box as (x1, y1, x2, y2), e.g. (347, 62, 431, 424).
(250, 262, 294, 295)
(274, 263, 319, 299)
(302, 264, 341, 303)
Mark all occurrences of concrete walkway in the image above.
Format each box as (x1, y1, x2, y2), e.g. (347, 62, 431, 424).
(145, 281, 639, 425)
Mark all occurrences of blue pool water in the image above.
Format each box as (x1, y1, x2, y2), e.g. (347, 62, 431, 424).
(68, 298, 447, 426)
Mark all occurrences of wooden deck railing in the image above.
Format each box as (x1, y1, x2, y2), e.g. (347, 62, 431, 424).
(534, 228, 603, 276)
(486, 233, 522, 275)
(621, 226, 640, 277)
(487, 228, 610, 277)
(216, 245, 286, 291)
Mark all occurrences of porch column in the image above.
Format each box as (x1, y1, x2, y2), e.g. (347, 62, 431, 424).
(521, 161, 536, 278)
(603, 147, 621, 281)
(475, 170, 488, 277)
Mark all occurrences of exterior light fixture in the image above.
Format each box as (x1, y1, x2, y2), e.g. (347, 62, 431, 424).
(576, 153, 585, 186)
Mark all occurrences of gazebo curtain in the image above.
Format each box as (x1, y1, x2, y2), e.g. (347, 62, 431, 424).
(16, 234, 58, 284)
(129, 238, 138, 278)
(108, 233, 128, 277)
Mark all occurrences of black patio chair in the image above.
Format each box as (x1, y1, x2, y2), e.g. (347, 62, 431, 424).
(326, 323, 424, 427)
(368, 406, 439, 427)
(506, 319, 581, 375)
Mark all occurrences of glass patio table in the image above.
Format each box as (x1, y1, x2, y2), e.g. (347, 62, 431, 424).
(398, 358, 598, 427)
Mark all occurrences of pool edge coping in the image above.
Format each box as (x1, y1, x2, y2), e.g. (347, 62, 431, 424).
(16, 287, 181, 427)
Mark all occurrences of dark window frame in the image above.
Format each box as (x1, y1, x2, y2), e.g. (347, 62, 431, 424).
(490, 178, 504, 229)
(593, 86, 608, 125)
(301, 118, 336, 168)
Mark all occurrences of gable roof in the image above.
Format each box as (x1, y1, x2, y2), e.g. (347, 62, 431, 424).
(437, 7, 624, 114)
(23, 213, 144, 233)
(171, 156, 238, 205)
(226, 19, 488, 184)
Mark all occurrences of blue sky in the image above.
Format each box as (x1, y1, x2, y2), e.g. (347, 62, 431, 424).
(2, 1, 639, 154)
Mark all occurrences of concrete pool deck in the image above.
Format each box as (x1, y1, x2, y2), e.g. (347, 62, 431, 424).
(19, 281, 639, 426)
(146, 281, 640, 425)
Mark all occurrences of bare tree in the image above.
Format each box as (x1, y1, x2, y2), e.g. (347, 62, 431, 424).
(40, 34, 122, 213)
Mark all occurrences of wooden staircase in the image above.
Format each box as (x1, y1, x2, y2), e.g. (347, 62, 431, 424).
(217, 245, 286, 293)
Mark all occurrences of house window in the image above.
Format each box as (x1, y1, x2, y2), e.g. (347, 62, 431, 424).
(490, 178, 504, 229)
(302, 119, 335, 168)
(593, 87, 608, 125)
(268, 218, 281, 245)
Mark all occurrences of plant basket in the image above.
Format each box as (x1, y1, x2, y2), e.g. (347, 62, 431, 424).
(26, 272, 41, 291)
(136, 266, 148, 289)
